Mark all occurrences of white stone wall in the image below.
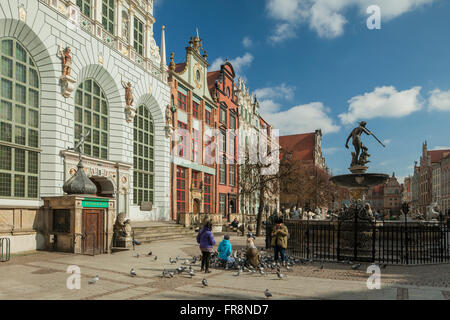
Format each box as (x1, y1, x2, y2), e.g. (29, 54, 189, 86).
(0, 0, 170, 221)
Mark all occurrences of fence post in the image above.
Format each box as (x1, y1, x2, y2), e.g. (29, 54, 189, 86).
(337, 220, 341, 261)
(306, 217, 310, 260)
(404, 216, 409, 265)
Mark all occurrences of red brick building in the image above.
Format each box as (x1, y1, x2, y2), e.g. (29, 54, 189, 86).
(167, 35, 217, 223)
(207, 61, 240, 222)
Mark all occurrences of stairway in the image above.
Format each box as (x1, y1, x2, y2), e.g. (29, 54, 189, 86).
(131, 221, 196, 244)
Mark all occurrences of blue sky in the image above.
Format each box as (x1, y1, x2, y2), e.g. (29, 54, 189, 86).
(154, 0, 450, 182)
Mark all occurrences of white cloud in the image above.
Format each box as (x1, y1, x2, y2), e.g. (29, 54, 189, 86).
(266, 0, 436, 40)
(428, 89, 450, 111)
(260, 101, 341, 135)
(210, 53, 254, 78)
(383, 139, 391, 145)
(432, 146, 450, 150)
(259, 99, 282, 114)
(242, 36, 253, 48)
(338, 86, 423, 125)
(254, 83, 296, 101)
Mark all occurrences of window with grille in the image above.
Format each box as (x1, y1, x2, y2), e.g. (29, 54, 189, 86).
(192, 129, 200, 163)
(176, 167, 187, 213)
(204, 174, 212, 213)
(230, 114, 236, 130)
(219, 193, 227, 217)
(133, 17, 144, 56)
(102, 0, 115, 34)
(74, 79, 108, 160)
(205, 135, 215, 165)
(192, 101, 200, 119)
(133, 105, 154, 205)
(0, 38, 40, 199)
(76, 0, 91, 17)
(177, 121, 188, 158)
(192, 171, 199, 188)
(219, 156, 226, 185)
(220, 106, 227, 125)
(205, 109, 212, 126)
(229, 163, 235, 187)
(177, 91, 187, 111)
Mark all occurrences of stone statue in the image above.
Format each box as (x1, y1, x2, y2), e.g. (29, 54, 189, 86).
(122, 80, 134, 107)
(114, 212, 133, 247)
(427, 203, 440, 221)
(165, 104, 173, 127)
(345, 121, 385, 171)
(57, 45, 72, 77)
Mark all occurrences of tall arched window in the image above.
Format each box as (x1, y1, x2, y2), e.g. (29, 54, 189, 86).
(0, 38, 40, 198)
(133, 105, 154, 205)
(74, 79, 108, 159)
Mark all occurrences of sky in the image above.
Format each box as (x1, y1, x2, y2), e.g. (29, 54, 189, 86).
(153, 0, 450, 183)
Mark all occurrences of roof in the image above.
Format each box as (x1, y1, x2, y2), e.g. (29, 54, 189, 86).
(428, 149, 450, 163)
(174, 63, 186, 73)
(279, 132, 315, 162)
(207, 71, 221, 93)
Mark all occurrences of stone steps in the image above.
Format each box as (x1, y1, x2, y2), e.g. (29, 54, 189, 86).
(131, 221, 196, 244)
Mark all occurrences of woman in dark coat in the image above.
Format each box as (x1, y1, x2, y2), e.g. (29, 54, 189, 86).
(196, 221, 216, 273)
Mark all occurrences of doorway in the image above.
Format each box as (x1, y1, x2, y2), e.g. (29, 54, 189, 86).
(82, 209, 104, 255)
(193, 199, 200, 215)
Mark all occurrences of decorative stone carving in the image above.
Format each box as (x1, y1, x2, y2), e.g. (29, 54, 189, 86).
(122, 79, 136, 123)
(57, 45, 76, 98)
(113, 212, 133, 248)
(165, 104, 176, 138)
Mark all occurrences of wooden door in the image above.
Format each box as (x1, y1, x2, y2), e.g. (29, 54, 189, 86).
(193, 199, 200, 215)
(83, 209, 103, 255)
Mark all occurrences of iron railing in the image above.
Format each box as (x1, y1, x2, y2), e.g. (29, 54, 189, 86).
(0, 238, 11, 262)
(266, 218, 450, 265)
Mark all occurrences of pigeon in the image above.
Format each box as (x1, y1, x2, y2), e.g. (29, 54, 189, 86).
(154, 256, 158, 261)
(169, 257, 176, 264)
(259, 268, 265, 276)
(277, 271, 285, 279)
(130, 268, 137, 277)
(162, 269, 168, 278)
(88, 275, 99, 284)
(192, 256, 197, 264)
(351, 263, 361, 270)
(264, 289, 272, 299)
(285, 265, 292, 271)
(135, 253, 140, 258)
(148, 251, 152, 256)
(235, 269, 242, 276)
(169, 271, 174, 278)
(188, 269, 195, 277)
(202, 278, 208, 287)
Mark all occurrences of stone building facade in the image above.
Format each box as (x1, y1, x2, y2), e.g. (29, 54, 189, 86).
(0, 0, 170, 253)
(167, 34, 218, 226)
(207, 62, 240, 222)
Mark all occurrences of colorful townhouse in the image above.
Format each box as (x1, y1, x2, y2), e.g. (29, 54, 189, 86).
(167, 35, 217, 226)
(207, 61, 240, 223)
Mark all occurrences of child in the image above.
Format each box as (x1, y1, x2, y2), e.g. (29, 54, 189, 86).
(217, 234, 232, 267)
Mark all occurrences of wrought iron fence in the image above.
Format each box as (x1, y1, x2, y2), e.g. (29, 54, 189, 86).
(0, 238, 11, 262)
(266, 218, 450, 265)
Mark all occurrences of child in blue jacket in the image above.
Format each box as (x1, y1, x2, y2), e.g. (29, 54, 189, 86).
(217, 234, 232, 267)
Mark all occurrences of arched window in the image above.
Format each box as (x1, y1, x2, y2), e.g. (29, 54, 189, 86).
(0, 38, 40, 198)
(133, 105, 154, 205)
(74, 79, 108, 159)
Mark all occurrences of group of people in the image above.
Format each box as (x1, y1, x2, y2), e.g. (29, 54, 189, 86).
(196, 218, 289, 273)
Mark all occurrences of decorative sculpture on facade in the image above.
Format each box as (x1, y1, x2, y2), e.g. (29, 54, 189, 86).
(57, 44, 76, 98)
(122, 79, 136, 123)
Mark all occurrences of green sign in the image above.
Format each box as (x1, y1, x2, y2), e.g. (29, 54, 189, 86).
(82, 198, 109, 208)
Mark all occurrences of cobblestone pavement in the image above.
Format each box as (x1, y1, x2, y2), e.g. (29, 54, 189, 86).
(0, 234, 449, 300)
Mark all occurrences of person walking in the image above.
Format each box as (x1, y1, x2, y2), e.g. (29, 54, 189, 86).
(196, 221, 216, 273)
(271, 218, 289, 265)
(217, 234, 233, 268)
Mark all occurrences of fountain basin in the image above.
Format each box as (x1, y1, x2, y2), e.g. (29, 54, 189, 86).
(330, 173, 389, 189)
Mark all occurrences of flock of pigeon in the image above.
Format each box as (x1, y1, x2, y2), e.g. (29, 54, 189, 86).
(88, 248, 378, 299)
